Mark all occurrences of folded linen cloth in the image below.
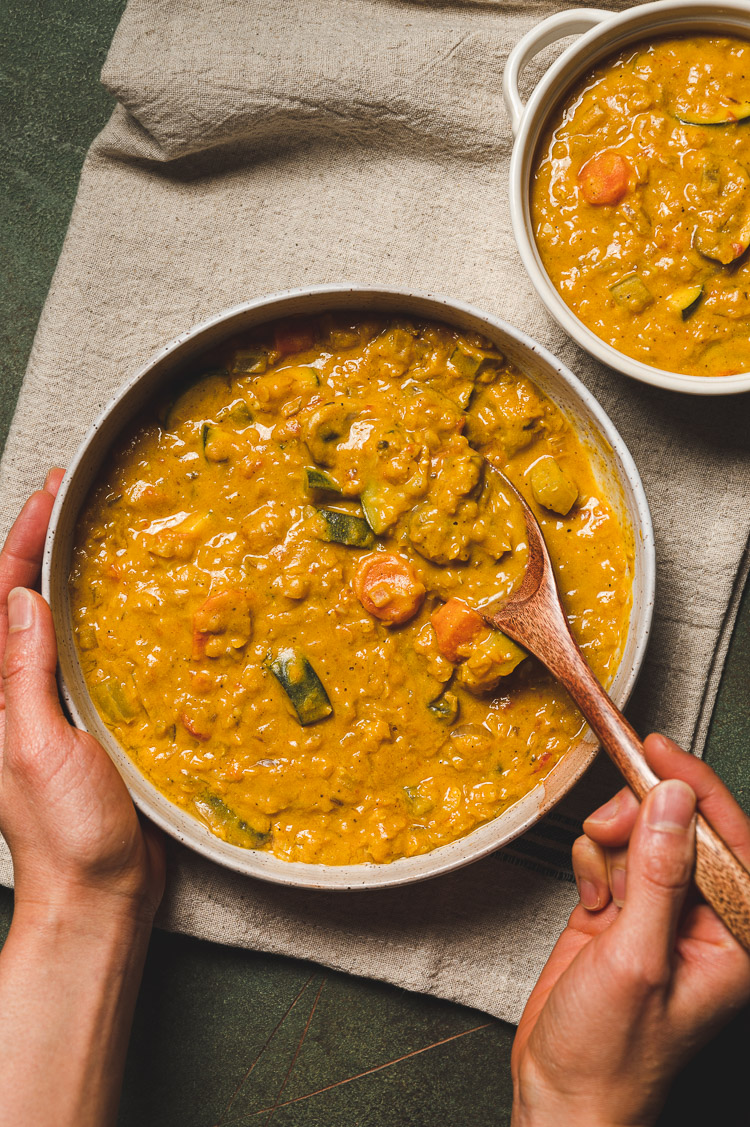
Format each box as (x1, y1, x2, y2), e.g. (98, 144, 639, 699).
(1, 0, 748, 1024)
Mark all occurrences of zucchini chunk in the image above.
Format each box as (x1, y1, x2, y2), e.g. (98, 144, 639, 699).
(700, 339, 750, 376)
(456, 631, 527, 693)
(449, 345, 483, 380)
(317, 508, 375, 548)
(77, 624, 98, 651)
(403, 785, 435, 817)
(452, 382, 476, 410)
(667, 284, 704, 319)
(529, 457, 578, 516)
(194, 791, 271, 849)
(304, 466, 344, 497)
(267, 648, 333, 725)
(428, 691, 460, 723)
(676, 102, 750, 127)
(201, 423, 232, 462)
(695, 220, 750, 265)
(287, 365, 320, 388)
(406, 381, 467, 426)
(304, 402, 356, 466)
(91, 678, 140, 724)
(609, 273, 653, 313)
(361, 482, 400, 535)
(230, 347, 268, 375)
(217, 399, 253, 427)
(446, 345, 503, 406)
(201, 422, 214, 452)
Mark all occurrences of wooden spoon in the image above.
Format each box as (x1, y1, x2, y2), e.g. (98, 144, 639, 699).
(482, 467, 750, 951)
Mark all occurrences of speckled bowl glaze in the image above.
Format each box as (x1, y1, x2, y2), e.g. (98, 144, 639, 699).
(504, 0, 750, 395)
(42, 285, 655, 890)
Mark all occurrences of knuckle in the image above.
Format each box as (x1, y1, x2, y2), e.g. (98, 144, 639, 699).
(612, 937, 671, 993)
(571, 834, 599, 879)
(635, 945, 672, 990)
(5, 737, 49, 786)
(633, 958, 671, 993)
(5, 723, 69, 790)
(571, 833, 590, 864)
(2, 646, 30, 685)
(640, 835, 693, 893)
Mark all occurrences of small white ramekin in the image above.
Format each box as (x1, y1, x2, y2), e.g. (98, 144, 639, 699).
(42, 285, 655, 890)
(504, 0, 750, 395)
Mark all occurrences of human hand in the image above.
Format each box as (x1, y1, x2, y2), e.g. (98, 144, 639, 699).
(511, 733, 750, 1127)
(0, 473, 166, 1127)
(0, 471, 164, 926)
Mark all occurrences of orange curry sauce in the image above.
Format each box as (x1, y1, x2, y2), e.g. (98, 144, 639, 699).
(70, 315, 633, 864)
(533, 36, 750, 377)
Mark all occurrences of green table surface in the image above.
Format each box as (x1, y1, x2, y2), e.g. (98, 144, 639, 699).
(1, 4, 749, 1124)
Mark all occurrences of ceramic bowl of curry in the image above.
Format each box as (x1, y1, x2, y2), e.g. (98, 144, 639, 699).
(504, 0, 750, 394)
(42, 285, 654, 890)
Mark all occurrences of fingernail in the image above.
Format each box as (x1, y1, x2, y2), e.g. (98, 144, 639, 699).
(611, 866, 627, 906)
(7, 588, 33, 632)
(646, 779, 696, 833)
(579, 879, 600, 910)
(586, 791, 622, 825)
(44, 467, 63, 495)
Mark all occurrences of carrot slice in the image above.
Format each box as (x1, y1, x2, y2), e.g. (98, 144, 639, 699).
(273, 318, 316, 357)
(353, 553, 425, 625)
(431, 598, 485, 662)
(578, 151, 631, 206)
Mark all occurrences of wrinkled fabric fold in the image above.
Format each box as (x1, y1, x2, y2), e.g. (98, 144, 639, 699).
(100, 0, 534, 160)
(0, 0, 748, 1024)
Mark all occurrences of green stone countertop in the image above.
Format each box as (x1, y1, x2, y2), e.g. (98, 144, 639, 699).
(1, 4, 748, 1124)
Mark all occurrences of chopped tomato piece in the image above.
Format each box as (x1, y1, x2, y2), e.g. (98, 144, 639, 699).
(273, 318, 316, 358)
(532, 750, 552, 774)
(353, 553, 425, 625)
(578, 151, 631, 206)
(192, 589, 252, 659)
(431, 598, 485, 662)
(180, 711, 212, 741)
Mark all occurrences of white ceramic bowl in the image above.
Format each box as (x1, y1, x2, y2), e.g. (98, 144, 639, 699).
(42, 285, 655, 890)
(504, 0, 750, 396)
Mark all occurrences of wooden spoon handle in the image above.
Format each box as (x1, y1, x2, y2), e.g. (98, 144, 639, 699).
(565, 656, 750, 951)
(693, 816, 750, 950)
(575, 658, 750, 951)
(503, 610, 750, 951)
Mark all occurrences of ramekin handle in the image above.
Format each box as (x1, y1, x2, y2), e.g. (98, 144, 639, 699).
(503, 9, 612, 137)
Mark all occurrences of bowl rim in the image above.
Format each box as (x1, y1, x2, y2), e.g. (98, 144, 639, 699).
(42, 283, 656, 890)
(506, 0, 750, 396)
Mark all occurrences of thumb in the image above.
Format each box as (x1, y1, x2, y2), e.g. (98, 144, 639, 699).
(2, 587, 68, 768)
(618, 779, 697, 974)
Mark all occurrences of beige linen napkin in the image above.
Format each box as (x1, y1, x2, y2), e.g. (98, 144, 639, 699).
(1, 0, 748, 1024)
